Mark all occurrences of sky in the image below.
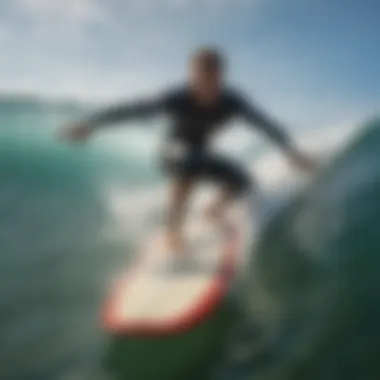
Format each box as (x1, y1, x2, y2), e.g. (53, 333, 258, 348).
(0, 0, 379, 128)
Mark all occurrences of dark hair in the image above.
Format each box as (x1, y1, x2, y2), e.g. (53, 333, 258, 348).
(192, 46, 225, 72)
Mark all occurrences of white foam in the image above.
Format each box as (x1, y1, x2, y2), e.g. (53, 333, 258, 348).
(253, 123, 357, 191)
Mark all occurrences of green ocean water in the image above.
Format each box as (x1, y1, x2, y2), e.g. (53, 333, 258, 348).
(0, 99, 242, 380)
(1, 98, 380, 380)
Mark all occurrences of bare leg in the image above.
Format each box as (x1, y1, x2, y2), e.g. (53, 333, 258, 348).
(205, 186, 235, 226)
(167, 177, 194, 255)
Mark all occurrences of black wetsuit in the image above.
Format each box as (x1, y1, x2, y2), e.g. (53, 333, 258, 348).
(87, 85, 293, 195)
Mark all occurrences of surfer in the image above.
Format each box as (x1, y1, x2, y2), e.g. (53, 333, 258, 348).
(62, 47, 315, 253)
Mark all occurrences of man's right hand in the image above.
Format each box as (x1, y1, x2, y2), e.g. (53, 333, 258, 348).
(60, 122, 92, 143)
(287, 149, 318, 173)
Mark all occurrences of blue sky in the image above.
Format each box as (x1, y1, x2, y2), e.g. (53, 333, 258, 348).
(0, 0, 379, 128)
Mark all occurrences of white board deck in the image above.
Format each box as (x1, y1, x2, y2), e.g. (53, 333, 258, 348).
(103, 212, 244, 336)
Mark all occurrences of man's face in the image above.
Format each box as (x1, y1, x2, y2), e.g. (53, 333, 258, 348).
(190, 58, 223, 102)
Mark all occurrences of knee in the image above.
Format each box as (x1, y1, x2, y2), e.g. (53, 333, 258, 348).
(228, 170, 253, 197)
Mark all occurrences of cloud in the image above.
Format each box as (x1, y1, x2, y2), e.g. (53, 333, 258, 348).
(7, 0, 111, 53)
(0, 23, 10, 43)
(16, 0, 109, 24)
(167, 0, 190, 8)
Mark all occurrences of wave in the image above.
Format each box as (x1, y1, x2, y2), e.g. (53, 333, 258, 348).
(1, 94, 377, 380)
(223, 117, 380, 380)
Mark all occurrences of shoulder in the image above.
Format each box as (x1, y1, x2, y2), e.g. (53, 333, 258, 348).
(222, 86, 251, 109)
(160, 84, 191, 105)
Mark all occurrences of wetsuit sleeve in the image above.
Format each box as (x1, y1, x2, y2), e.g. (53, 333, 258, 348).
(234, 93, 293, 151)
(84, 91, 175, 129)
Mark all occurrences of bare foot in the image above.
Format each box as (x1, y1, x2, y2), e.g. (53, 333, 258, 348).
(205, 203, 226, 225)
(167, 230, 185, 256)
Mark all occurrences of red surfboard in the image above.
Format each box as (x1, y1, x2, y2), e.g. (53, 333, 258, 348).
(103, 211, 245, 337)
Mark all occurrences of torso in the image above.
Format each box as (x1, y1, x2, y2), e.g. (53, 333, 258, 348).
(165, 87, 241, 148)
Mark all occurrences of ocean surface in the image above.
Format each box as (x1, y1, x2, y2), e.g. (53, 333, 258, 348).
(1, 97, 379, 380)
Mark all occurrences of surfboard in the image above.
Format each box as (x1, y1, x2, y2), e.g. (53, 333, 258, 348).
(103, 210, 245, 336)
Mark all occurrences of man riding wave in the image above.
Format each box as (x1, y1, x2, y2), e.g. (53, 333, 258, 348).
(62, 47, 315, 254)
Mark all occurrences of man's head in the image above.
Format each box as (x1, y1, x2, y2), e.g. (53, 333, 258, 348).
(189, 46, 226, 103)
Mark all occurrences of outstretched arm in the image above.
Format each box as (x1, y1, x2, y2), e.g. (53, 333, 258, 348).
(61, 92, 172, 142)
(237, 94, 316, 172)
(85, 97, 167, 129)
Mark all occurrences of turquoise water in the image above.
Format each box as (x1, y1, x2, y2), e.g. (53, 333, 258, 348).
(1, 98, 380, 380)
